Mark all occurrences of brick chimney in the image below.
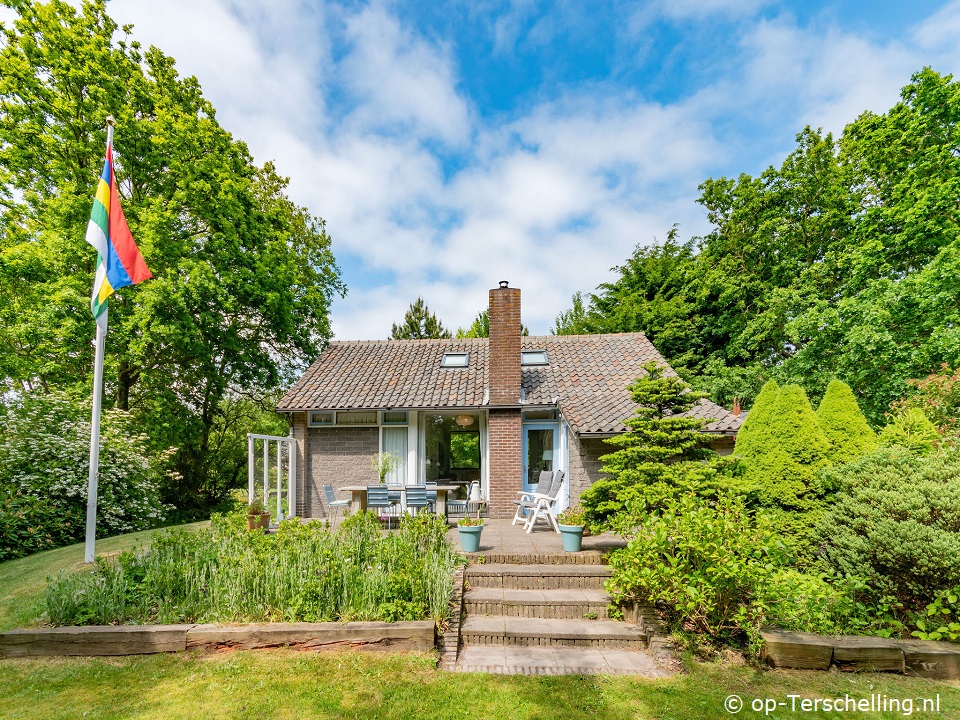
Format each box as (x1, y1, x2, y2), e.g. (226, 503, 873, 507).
(486, 281, 522, 518)
(488, 281, 521, 405)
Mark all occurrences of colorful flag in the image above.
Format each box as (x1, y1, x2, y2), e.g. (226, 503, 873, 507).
(84, 143, 151, 329)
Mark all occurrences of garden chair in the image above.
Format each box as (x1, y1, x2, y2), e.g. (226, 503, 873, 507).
(323, 484, 351, 525)
(404, 485, 430, 516)
(366, 485, 400, 529)
(521, 470, 564, 533)
(511, 470, 555, 527)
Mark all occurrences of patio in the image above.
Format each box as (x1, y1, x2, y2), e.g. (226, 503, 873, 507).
(448, 518, 626, 560)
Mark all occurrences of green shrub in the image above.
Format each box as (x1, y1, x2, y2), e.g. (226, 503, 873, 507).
(878, 408, 940, 455)
(0, 391, 173, 557)
(45, 509, 458, 626)
(816, 446, 960, 612)
(816, 379, 877, 463)
(911, 587, 960, 642)
(606, 493, 792, 650)
(0, 490, 84, 561)
(733, 379, 779, 461)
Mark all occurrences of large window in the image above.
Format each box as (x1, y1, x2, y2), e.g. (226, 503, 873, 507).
(422, 412, 481, 484)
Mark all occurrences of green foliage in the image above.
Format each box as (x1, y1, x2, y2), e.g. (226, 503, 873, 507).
(581, 361, 718, 529)
(554, 69, 960, 422)
(911, 587, 960, 641)
(890, 363, 960, 444)
(606, 494, 792, 649)
(0, 391, 172, 559)
(737, 384, 832, 511)
(456, 309, 528, 338)
(732, 379, 779, 461)
(878, 408, 940, 456)
(556, 505, 587, 527)
(816, 446, 960, 612)
(390, 297, 451, 339)
(368, 452, 401, 482)
(45, 510, 457, 626)
(816, 380, 877, 463)
(0, 0, 344, 515)
(0, 490, 83, 561)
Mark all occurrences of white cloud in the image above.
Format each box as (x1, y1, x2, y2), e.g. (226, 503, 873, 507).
(93, 1, 960, 343)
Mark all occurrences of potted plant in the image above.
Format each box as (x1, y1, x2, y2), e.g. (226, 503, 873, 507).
(557, 506, 588, 552)
(246, 498, 270, 532)
(457, 516, 484, 552)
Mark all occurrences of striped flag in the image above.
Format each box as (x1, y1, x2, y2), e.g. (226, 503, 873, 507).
(84, 143, 151, 329)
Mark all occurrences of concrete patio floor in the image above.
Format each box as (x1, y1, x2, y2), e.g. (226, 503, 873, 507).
(447, 517, 626, 558)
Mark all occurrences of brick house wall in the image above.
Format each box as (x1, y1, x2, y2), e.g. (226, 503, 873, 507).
(301, 426, 379, 518)
(488, 285, 521, 406)
(487, 408, 522, 518)
(292, 412, 308, 517)
(566, 430, 610, 507)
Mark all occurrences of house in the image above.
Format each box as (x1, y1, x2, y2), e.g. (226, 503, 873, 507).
(277, 282, 743, 519)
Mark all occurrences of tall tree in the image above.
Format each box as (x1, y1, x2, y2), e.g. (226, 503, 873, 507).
(0, 0, 344, 512)
(581, 361, 718, 530)
(390, 297, 451, 339)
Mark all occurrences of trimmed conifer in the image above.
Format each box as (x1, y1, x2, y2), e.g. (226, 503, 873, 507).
(739, 384, 832, 510)
(816, 379, 877, 463)
(733, 379, 779, 460)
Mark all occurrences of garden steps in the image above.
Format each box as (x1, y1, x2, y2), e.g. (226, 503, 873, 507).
(460, 616, 647, 649)
(464, 587, 611, 619)
(466, 563, 611, 590)
(452, 555, 665, 676)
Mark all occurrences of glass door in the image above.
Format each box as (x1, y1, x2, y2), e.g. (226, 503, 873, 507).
(523, 423, 558, 493)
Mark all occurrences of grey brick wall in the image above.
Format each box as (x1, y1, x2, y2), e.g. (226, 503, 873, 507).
(302, 426, 379, 518)
(566, 430, 609, 507)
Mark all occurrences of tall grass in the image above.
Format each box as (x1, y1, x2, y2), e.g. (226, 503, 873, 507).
(45, 511, 459, 626)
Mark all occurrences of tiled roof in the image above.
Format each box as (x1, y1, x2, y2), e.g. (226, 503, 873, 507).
(277, 333, 743, 435)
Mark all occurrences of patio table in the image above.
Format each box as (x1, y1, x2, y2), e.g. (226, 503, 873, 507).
(339, 485, 458, 517)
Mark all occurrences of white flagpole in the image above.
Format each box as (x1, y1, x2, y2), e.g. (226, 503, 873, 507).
(84, 118, 115, 564)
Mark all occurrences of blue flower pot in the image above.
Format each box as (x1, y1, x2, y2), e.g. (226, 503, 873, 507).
(558, 524, 584, 552)
(458, 525, 483, 552)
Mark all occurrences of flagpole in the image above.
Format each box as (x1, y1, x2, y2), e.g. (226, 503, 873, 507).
(84, 116, 115, 564)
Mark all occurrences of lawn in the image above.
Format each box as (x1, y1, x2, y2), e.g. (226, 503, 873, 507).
(0, 527, 958, 719)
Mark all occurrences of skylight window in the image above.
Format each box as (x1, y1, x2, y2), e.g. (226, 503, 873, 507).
(441, 352, 469, 368)
(521, 350, 548, 366)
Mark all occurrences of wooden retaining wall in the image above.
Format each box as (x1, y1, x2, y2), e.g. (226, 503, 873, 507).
(0, 621, 436, 658)
(762, 630, 960, 679)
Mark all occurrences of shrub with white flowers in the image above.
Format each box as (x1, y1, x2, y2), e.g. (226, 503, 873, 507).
(0, 391, 174, 559)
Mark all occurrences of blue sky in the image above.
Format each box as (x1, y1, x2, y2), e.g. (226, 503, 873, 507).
(89, 1, 960, 338)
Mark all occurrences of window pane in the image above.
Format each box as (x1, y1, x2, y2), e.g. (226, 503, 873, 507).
(382, 427, 407, 485)
(382, 411, 408, 425)
(521, 350, 548, 365)
(450, 432, 480, 469)
(336, 411, 377, 425)
(441, 352, 469, 367)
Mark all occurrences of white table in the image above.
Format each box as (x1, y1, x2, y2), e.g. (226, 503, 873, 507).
(339, 484, 458, 516)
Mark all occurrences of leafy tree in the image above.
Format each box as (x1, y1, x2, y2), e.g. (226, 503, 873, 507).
(556, 69, 960, 420)
(390, 297, 451, 339)
(580, 361, 718, 530)
(816, 379, 877, 463)
(550, 291, 590, 335)
(0, 0, 344, 513)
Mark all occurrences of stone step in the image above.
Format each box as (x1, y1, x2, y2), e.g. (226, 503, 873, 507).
(467, 563, 612, 590)
(464, 551, 608, 565)
(460, 616, 647, 649)
(454, 645, 665, 676)
(464, 588, 612, 619)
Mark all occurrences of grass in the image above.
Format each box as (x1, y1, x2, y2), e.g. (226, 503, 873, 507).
(1, 524, 958, 719)
(0, 650, 957, 719)
(0, 522, 208, 632)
